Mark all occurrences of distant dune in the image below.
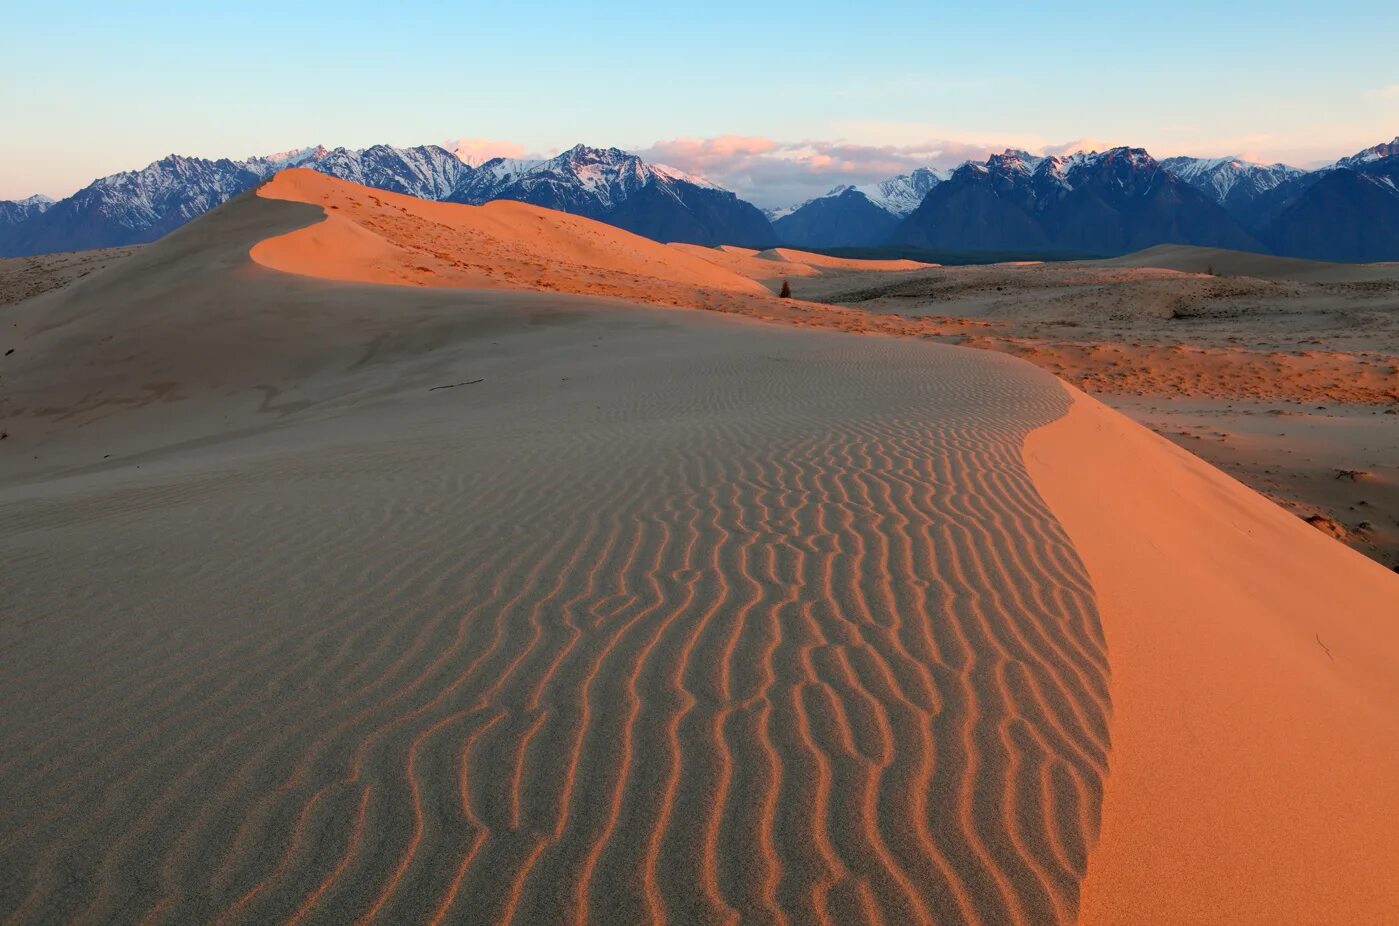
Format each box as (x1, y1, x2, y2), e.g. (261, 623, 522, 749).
(253, 168, 770, 302)
(755, 247, 932, 273)
(2, 171, 1397, 924)
(1093, 243, 1399, 283)
(667, 242, 822, 280)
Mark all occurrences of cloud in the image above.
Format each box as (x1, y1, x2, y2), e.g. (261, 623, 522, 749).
(443, 137, 527, 166)
(638, 136, 1016, 208)
(639, 135, 1155, 208)
(1040, 137, 1121, 157)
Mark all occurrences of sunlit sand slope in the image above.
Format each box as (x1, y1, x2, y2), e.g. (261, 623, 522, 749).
(1026, 389, 1399, 925)
(0, 184, 1111, 924)
(252, 168, 770, 301)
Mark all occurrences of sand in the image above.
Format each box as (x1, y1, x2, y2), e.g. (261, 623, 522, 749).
(0, 246, 141, 308)
(4, 172, 1397, 924)
(1092, 243, 1399, 283)
(2, 175, 1110, 924)
(756, 248, 932, 273)
(666, 242, 823, 281)
(807, 252, 1399, 568)
(254, 168, 770, 301)
(1026, 388, 1399, 923)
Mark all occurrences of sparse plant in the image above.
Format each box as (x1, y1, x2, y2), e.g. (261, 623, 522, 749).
(779, 279, 792, 298)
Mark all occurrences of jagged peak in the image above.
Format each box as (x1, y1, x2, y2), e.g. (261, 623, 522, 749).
(1336, 136, 1399, 168)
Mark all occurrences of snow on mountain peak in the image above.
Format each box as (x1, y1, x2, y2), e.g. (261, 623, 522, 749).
(259, 145, 332, 167)
(1336, 137, 1399, 168)
(1158, 154, 1304, 204)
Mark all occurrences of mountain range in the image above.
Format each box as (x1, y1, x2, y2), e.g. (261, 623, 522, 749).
(0, 144, 771, 257)
(769, 168, 947, 248)
(2, 137, 1398, 262)
(889, 148, 1262, 254)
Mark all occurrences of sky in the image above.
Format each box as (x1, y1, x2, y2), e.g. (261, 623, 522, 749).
(3, 0, 1397, 206)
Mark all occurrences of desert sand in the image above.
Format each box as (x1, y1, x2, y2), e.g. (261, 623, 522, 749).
(665, 244, 931, 282)
(807, 250, 1399, 568)
(0, 246, 141, 308)
(1027, 388, 1399, 924)
(2, 174, 1397, 924)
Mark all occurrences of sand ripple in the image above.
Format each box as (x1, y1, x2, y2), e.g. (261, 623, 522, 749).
(0, 311, 1109, 925)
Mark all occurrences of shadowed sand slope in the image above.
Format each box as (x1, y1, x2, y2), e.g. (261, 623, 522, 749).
(0, 186, 1111, 923)
(1026, 389, 1399, 924)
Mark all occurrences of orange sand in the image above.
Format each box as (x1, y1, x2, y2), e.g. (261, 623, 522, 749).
(1024, 388, 1399, 924)
(965, 335, 1399, 406)
(667, 242, 822, 280)
(253, 168, 768, 302)
(759, 247, 932, 273)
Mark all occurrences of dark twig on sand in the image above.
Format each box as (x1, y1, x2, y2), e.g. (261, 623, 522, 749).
(1315, 632, 1334, 661)
(428, 379, 484, 392)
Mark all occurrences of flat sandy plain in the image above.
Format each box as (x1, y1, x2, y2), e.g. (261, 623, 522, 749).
(1, 172, 1396, 924)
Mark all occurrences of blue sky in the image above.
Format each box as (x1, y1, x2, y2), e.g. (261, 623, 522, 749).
(3, 0, 1396, 203)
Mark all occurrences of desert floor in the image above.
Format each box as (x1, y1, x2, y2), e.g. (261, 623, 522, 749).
(2, 177, 1396, 924)
(795, 248, 1399, 569)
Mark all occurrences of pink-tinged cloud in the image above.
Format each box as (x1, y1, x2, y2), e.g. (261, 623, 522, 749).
(444, 138, 528, 166)
(1040, 138, 1122, 157)
(638, 136, 1012, 208)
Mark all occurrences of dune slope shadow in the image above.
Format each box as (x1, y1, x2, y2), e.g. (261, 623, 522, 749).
(0, 193, 1109, 925)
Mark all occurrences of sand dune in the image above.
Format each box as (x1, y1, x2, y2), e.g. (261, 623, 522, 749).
(667, 242, 823, 280)
(1094, 243, 1399, 283)
(2, 174, 1112, 925)
(254, 168, 770, 301)
(665, 244, 932, 291)
(3, 171, 1397, 925)
(756, 247, 932, 273)
(1026, 388, 1399, 923)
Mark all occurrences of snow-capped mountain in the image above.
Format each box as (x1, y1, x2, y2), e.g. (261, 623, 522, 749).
(6, 136, 1399, 261)
(842, 167, 948, 217)
(1257, 140, 1399, 262)
(1159, 156, 1304, 214)
(1334, 136, 1399, 169)
(770, 167, 948, 247)
(891, 147, 1261, 254)
(0, 194, 55, 229)
(253, 145, 333, 169)
(1, 155, 268, 256)
(282, 144, 472, 201)
(0, 145, 473, 256)
(0, 143, 773, 257)
(451, 144, 772, 247)
(771, 189, 905, 248)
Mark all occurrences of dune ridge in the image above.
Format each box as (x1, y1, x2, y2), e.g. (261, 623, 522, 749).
(0, 178, 1115, 923)
(251, 168, 771, 303)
